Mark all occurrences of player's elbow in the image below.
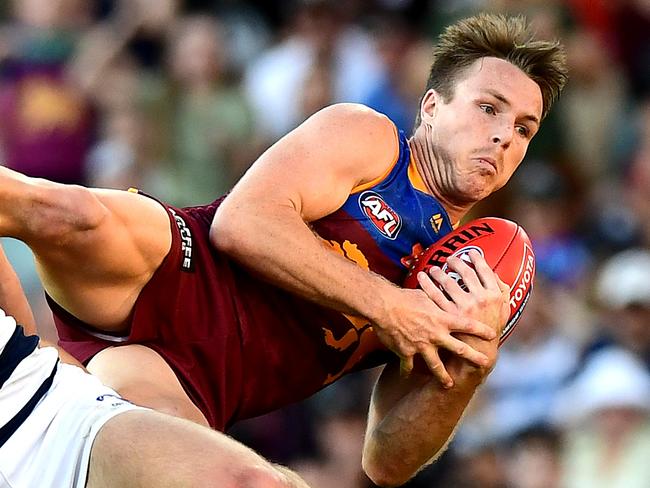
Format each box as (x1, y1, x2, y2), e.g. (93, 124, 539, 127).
(209, 202, 244, 256)
(362, 449, 412, 488)
(210, 191, 276, 259)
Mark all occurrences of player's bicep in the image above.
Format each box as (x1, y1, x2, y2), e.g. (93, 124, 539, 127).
(227, 104, 399, 221)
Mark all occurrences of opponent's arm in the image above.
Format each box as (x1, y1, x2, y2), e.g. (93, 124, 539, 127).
(212, 103, 495, 384)
(362, 252, 509, 487)
(0, 241, 86, 368)
(0, 241, 36, 335)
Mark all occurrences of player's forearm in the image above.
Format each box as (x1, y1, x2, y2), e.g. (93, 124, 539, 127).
(363, 368, 483, 487)
(363, 328, 498, 487)
(212, 201, 398, 322)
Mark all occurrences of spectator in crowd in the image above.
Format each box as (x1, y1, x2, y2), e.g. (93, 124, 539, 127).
(625, 98, 650, 246)
(594, 248, 650, 369)
(243, 0, 383, 140)
(554, 347, 650, 488)
(556, 28, 627, 183)
(361, 15, 428, 134)
(0, 0, 95, 184)
(165, 15, 256, 205)
(504, 426, 563, 488)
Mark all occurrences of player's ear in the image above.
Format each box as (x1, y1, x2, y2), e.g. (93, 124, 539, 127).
(420, 89, 442, 126)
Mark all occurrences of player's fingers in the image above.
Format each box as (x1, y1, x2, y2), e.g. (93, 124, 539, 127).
(444, 336, 490, 368)
(496, 275, 511, 298)
(420, 348, 453, 388)
(400, 355, 414, 378)
(446, 255, 481, 291)
(449, 317, 497, 341)
(428, 266, 465, 302)
(416, 271, 456, 313)
(496, 277, 512, 329)
(468, 249, 499, 289)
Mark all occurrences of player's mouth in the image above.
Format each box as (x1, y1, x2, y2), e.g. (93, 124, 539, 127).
(474, 156, 497, 174)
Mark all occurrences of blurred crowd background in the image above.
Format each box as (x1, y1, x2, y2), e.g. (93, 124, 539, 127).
(1, 0, 649, 487)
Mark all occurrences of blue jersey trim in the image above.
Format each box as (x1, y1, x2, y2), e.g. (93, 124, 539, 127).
(338, 130, 454, 266)
(0, 359, 58, 449)
(0, 325, 39, 388)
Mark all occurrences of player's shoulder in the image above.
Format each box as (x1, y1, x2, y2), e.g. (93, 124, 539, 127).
(303, 103, 399, 159)
(312, 103, 395, 132)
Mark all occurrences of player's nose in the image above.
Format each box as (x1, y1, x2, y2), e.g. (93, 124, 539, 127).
(490, 121, 513, 148)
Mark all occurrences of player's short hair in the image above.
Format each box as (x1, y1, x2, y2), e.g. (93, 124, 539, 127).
(415, 13, 568, 127)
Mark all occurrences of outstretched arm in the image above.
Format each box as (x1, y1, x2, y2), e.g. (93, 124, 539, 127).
(212, 103, 496, 384)
(362, 252, 509, 486)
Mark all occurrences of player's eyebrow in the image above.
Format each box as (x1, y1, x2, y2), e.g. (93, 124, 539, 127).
(483, 89, 540, 127)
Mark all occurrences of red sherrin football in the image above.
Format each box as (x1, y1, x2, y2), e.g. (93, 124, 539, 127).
(403, 217, 535, 345)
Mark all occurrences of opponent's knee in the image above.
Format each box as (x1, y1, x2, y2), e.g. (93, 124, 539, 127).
(229, 465, 296, 488)
(197, 463, 301, 488)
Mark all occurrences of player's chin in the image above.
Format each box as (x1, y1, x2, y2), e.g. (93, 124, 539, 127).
(476, 172, 503, 195)
(459, 180, 496, 202)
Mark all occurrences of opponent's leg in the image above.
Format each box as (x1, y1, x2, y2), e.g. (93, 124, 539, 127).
(87, 345, 210, 427)
(86, 409, 310, 488)
(0, 167, 171, 330)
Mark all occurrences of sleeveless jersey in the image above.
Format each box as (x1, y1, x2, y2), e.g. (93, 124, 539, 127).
(54, 129, 454, 430)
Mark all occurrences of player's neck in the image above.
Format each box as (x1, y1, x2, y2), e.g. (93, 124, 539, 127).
(408, 133, 472, 226)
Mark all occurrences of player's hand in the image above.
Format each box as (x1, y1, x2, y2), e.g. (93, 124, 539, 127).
(428, 250, 510, 334)
(423, 250, 510, 373)
(371, 281, 498, 388)
(372, 249, 509, 387)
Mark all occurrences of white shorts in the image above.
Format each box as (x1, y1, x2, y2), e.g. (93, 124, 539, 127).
(0, 362, 145, 488)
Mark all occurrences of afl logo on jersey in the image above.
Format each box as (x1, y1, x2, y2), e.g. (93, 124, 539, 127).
(358, 191, 402, 240)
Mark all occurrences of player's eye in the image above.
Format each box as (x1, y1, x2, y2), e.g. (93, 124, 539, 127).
(480, 104, 496, 115)
(516, 125, 530, 137)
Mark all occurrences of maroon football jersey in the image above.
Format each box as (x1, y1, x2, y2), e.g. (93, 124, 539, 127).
(53, 195, 395, 429)
(54, 130, 453, 429)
